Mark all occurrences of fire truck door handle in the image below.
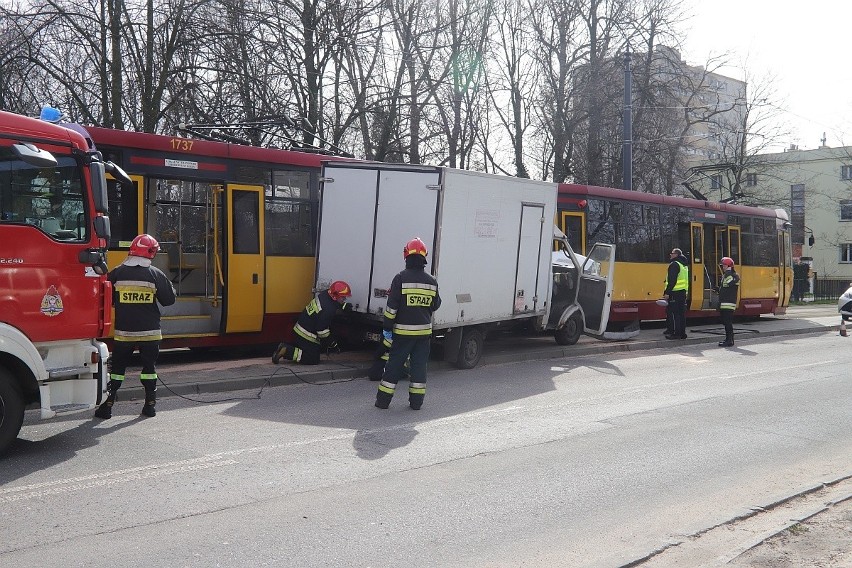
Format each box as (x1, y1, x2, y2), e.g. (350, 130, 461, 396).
(252, 273, 258, 284)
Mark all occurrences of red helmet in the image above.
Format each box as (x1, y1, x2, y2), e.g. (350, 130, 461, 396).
(720, 257, 734, 268)
(328, 280, 352, 301)
(129, 234, 160, 259)
(403, 237, 428, 259)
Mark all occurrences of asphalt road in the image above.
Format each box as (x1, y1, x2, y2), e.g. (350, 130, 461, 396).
(1, 329, 850, 567)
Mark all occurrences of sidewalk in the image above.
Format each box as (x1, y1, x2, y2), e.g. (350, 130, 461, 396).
(121, 305, 844, 401)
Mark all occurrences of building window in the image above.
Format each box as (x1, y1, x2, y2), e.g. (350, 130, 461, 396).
(842, 165, 852, 180)
(842, 200, 852, 221)
(710, 175, 722, 189)
(745, 173, 757, 187)
(842, 244, 852, 263)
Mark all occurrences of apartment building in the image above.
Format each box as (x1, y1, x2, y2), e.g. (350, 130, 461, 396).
(698, 144, 852, 280)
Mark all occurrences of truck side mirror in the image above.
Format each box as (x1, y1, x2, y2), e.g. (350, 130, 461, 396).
(78, 248, 108, 275)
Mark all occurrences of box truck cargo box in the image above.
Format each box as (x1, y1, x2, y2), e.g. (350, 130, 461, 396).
(315, 163, 615, 368)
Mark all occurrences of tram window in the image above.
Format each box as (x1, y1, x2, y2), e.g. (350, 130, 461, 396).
(764, 218, 776, 233)
(266, 201, 315, 256)
(644, 205, 660, 225)
(156, 179, 206, 204)
(739, 217, 752, 233)
(107, 177, 138, 248)
(751, 235, 778, 266)
(752, 218, 764, 235)
(272, 170, 313, 200)
(586, 198, 606, 222)
(265, 170, 315, 256)
(232, 190, 260, 254)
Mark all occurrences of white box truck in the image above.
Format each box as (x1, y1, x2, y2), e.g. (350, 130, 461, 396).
(315, 162, 616, 368)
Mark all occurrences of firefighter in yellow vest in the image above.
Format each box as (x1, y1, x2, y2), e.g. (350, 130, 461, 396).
(664, 248, 689, 340)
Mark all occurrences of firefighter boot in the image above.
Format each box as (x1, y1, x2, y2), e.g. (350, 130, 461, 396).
(409, 382, 425, 410)
(375, 381, 395, 409)
(94, 380, 122, 419)
(141, 380, 157, 417)
(718, 334, 734, 347)
(272, 342, 287, 364)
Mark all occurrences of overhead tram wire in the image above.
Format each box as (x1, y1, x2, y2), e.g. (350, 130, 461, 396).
(176, 118, 355, 158)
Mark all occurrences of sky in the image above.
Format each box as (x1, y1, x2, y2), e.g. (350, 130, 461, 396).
(681, 1, 852, 152)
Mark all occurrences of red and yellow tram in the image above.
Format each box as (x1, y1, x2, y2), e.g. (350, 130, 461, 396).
(87, 126, 348, 348)
(557, 183, 793, 327)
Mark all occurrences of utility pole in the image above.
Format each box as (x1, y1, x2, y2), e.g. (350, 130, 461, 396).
(622, 47, 633, 190)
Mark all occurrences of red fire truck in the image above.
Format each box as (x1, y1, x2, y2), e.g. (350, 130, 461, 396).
(0, 109, 130, 455)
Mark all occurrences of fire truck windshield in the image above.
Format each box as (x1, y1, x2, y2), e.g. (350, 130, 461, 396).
(0, 150, 88, 241)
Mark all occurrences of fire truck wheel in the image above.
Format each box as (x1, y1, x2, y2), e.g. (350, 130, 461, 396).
(0, 368, 25, 456)
(455, 328, 484, 369)
(554, 312, 583, 346)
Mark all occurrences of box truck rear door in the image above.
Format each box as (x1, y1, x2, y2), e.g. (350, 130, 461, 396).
(316, 164, 441, 317)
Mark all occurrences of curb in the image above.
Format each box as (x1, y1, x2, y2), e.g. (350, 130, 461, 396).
(119, 324, 838, 401)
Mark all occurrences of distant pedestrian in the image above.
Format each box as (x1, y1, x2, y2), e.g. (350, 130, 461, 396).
(716, 257, 740, 347)
(664, 248, 689, 340)
(95, 234, 176, 419)
(375, 238, 441, 410)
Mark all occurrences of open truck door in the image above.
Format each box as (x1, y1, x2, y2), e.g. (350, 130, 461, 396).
(578, 243, 615, 335)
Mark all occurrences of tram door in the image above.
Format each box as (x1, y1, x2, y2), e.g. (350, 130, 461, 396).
(688, 222, 710, 311)
(714, 226, 742, 275)
(225, 184, 265, 333)
(713, 226, 742, 307)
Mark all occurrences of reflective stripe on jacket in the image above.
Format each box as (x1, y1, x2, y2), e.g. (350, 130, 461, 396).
(110, 261, 176, 342)
(719, 270, 740, 311)
(383, 267, 441, 336)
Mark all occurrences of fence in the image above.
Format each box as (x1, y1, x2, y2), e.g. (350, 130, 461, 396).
(809, 277, 851, 301)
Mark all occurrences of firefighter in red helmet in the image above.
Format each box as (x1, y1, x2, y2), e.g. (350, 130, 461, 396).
(375, 237, 441, 410)
(95, 234, 176, 419)
(716, 256, 740, 347)
(272, 280, 353, 365)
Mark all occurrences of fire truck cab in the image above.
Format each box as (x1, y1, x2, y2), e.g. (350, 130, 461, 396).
(0, 109, 130, 455)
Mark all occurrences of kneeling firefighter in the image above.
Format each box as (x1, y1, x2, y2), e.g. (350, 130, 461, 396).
(96, 234, 176, 419)
(272, 281, 352, 365)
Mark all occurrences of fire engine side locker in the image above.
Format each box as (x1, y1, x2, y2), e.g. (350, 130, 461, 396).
(316, 163, 558, 369)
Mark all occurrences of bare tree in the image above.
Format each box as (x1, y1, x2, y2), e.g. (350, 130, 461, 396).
(479, 0, 536, 177)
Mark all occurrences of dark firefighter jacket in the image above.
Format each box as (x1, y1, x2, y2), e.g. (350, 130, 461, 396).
(718, 269, 740, 310)
(383, 267, 441, 336)
(293, 291, 341, 345)
(109, 260, 176, 342)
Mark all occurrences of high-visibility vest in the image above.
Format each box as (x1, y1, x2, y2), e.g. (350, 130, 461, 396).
(665, 261, 689, 292)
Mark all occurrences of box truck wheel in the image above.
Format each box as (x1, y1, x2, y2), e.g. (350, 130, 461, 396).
(0, 368, 25, 455)
(554, 312, 583, 346)
(456, 328, 484, 369)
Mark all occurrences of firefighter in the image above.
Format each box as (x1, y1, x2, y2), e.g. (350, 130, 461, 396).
(272, 281, 352, 365)
(716, 256, 740, 347)
(375, 237, 441, 410)
(95, 234, 176, 419)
